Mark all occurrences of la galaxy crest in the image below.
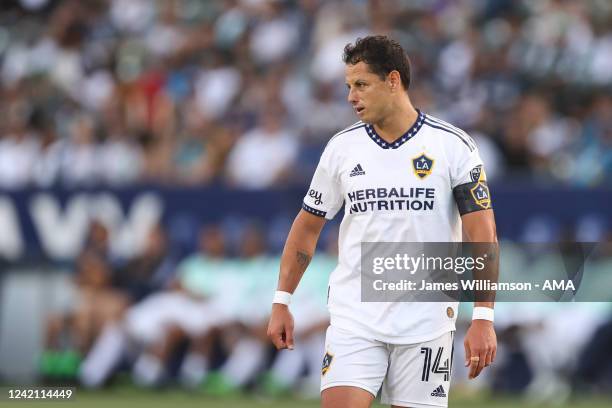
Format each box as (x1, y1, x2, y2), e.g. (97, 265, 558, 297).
(321, 351, 334, 376)
(412, 153, 434, 179)
(469, 165, 490, 209)
(470, 183, 491, 209)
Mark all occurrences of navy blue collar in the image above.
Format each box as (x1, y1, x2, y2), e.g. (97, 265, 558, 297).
(365, 110, 425, 149)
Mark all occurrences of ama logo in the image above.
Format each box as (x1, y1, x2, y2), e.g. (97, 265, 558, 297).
(412, 153, 434, 179)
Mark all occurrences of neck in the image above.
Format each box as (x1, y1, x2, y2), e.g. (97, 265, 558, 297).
(373, 96, 418, 143)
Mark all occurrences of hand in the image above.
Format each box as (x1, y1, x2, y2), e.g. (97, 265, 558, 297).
(464, 320, 497, 379)
(267, 304, 295, 350)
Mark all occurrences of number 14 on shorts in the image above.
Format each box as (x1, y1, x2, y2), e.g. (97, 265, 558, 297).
(421, 346, 450, 382)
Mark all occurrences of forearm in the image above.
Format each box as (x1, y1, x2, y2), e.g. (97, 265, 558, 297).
(277, 210, 325, 293)
(471, 241, 497, 310)
(462, 210, 498, 309)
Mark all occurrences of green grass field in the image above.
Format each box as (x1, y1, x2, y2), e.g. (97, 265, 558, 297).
(2, 388, 612, 408)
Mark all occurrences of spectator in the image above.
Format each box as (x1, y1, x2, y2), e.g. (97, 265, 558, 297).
(41, 249, 128, 381)
(226, 105, 299, 189)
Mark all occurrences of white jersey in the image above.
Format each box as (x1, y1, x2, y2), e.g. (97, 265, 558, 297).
(302, 110, 486, 344)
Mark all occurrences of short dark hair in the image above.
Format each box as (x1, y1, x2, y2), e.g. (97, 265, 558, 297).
(343, 35, 411, 90)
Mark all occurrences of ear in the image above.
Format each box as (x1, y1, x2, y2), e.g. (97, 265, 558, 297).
(388, 70, 401, 92)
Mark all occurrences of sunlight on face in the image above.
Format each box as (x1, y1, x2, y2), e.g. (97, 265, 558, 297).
(345, 62, 392, 124)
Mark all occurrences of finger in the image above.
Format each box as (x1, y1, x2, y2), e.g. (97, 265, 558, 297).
(468, 347, 484, 379)
(484, 349, 493, 367)
(464, 340, 470, 367)
(468, 354, 479, 379)
(274, 335, 287, 350)
(270, 330, 287, 350)
(285, 324, 295, 350)
(491, 346, 497, 364)
(472, 351, 486, 379)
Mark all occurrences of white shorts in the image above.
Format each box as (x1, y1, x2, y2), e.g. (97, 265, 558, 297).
(321, 325, 454, 408)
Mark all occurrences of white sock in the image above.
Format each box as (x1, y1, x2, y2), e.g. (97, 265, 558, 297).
(301, 332, 326, 397)
(221, 339, 266, 387)
(269, 341, 304, 386)
(79, 324, 127, 388)
(132, 353, 164, 387)
(179, 352, 209, 388)
(304, 332, 326, 381)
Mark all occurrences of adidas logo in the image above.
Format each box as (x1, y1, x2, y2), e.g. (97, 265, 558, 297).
(430, 385, 446, 398)
(349, 164, 366, 177)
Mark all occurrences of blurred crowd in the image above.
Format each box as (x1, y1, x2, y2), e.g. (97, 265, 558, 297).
(41, 220, 334, 397)
(37, 220, 612, 400)
(0, 0, 611, 190)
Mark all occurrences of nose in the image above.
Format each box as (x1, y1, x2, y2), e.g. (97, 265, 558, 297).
(347, 88, 358, 105)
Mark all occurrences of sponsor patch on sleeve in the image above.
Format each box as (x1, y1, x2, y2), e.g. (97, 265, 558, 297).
(469, 165, 486, 183)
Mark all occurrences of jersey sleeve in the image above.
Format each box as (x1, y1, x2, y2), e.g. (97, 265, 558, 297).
(302, 145, 343, 220)
(451, 144, 485, 188)
(451, 141, 493, 214)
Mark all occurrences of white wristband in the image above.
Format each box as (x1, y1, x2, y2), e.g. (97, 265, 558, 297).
(273, 290, 292, 305)
(472, 307, 494, 322)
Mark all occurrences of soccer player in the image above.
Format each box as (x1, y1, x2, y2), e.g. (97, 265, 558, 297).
(267, 35, 498, 408)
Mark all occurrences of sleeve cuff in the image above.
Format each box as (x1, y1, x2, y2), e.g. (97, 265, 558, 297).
(302, 202, 327, 218)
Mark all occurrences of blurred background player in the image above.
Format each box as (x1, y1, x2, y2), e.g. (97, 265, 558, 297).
(79, 225, 228, 388)
(40, 221, 128, 381)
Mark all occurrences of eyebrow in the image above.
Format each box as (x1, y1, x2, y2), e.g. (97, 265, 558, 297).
(346, 79, 367, 87)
